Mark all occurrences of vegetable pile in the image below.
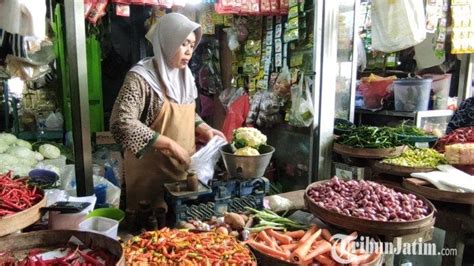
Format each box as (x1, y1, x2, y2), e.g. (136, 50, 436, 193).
(246, 207, 308, 232)
(336, 126, 400, 148)
(0, 133, 62, 177)
(247, 226, 380, 265)
(382, 148, 446, 168)
(0, 242, 117, 265)
(0, 172, 43, 217)
(391, 124, 430, 137)
(123, 228, 256, 265)
(307, 177, 430, 222)
(435, 126, 474, 152)
(232, 127, 267, 156)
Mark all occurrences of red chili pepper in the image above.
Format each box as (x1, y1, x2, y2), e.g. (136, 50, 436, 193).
(78, 250, 103, 265)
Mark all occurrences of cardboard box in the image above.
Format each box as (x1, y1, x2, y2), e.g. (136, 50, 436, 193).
(95, 131, 116, 145)
(332, 162, 372, 180)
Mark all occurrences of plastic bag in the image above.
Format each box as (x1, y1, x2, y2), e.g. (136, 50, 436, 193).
(189, 136, 227, 185)
(371, 0, 426, 52)
(223, 27, 240, 51)
(289, 74, 314, 127)
(358, 74, 395, 109)
(222, 93, 250, 141)
(45, 111, 64, 130)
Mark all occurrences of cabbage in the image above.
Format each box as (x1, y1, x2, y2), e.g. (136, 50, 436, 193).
(6, 146, 36, 160)
(0, 133, 17, 145)
(34, 151, 44, 161)
(0, 154, 18, 166)
(15, 139, 33, 150)
(0, 164, 32, 176)
(0, 142, 8, 153)
(38, 144, 61, 159)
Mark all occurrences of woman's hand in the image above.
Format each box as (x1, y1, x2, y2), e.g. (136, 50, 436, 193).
(196, 123, 226, 143)
(153, 135, 191, 168)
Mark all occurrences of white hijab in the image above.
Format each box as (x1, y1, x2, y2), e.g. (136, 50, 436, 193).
(130, 13, 202, 104)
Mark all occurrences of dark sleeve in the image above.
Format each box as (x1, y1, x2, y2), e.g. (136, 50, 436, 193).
(446, 97, 474, 134)
(110, 72, 159, 157)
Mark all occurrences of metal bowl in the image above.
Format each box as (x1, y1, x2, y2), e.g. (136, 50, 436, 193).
(219, 144, 275, 179)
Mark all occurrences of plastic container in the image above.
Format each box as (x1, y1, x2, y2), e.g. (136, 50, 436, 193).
(79, 216, 119, 240)
(423, 74, 452, 110)
(86, 208, 125, 222)
(393, 79, 432, 111)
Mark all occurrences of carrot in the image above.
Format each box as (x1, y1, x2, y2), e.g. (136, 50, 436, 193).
(303, 240, 332, 261)
(299, 225, 318, 243)
(280, 243, 298, 252)
(284, 230, 305, 240)
(315, 254, 336, 266)
(266, 229, 293, 245)
(291, 229, 322, 263)
(258, 231, 278, 249)
(321, 229, 333, 243)
(247, 240, 290, 260)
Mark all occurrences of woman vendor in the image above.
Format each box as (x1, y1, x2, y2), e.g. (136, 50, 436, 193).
(110, 13, 225, 213)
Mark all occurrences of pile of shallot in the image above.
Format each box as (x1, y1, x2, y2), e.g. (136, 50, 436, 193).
(307, 177, 430, 222)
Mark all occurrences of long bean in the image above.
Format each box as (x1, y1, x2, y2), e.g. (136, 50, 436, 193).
(336, 126, 401, 148)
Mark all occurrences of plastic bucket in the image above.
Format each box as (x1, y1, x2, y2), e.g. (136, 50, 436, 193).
(393, 79, 432, 111)
(423, 74, 452, 110)
(79, 216, 119, 240)
(87, 208, 125, 223)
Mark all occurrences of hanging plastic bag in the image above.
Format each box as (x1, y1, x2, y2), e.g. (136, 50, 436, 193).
(371, 0, 426, 52)
(222, 93, 250, 141)
(189, 136, 228, 185)
(289, 73, 314, 127)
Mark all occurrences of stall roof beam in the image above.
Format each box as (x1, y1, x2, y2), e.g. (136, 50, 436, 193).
(64, 0, 94, 196)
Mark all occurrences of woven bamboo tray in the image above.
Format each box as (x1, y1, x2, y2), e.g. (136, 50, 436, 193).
(304, 180, 436, 236)
(333, 143, 406, 159)
(0, 190, 46, 237)
(403, 178, 474, 205)
(0, 230, 124, 265)
(372, 161, 436, 177)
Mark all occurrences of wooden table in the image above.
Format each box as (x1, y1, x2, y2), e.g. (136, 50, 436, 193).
(373, 174, 474, 266)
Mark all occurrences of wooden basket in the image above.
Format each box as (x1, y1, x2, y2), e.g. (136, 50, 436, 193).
(333, 143, 406, 159)
(304, 180, 436, 236)
(372, 161, 436, 177)
(0, 230, 124, 265)
(0, 190, 46, 237)
(403, 178, 474, 205)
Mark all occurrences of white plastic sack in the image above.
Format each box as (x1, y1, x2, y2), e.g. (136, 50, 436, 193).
(190, 136, 227, 185)
(371, 0, 426, 52)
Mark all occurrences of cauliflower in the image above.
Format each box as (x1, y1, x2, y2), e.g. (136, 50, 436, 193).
(232, 127, 267, 149)
(234, 147, 260, 156)
(0, 133, 17, 145)
(14, 139, 33, 150)
(38, 144, 61, 159)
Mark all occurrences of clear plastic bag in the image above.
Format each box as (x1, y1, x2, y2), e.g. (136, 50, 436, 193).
(289, 73, 314, 127)
(189, 136, 227, 185)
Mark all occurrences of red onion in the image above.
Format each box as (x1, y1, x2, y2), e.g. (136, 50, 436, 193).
(307, 176, 430, 222)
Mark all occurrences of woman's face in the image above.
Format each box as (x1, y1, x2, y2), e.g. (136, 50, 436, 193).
(169, 32, 196, 69)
